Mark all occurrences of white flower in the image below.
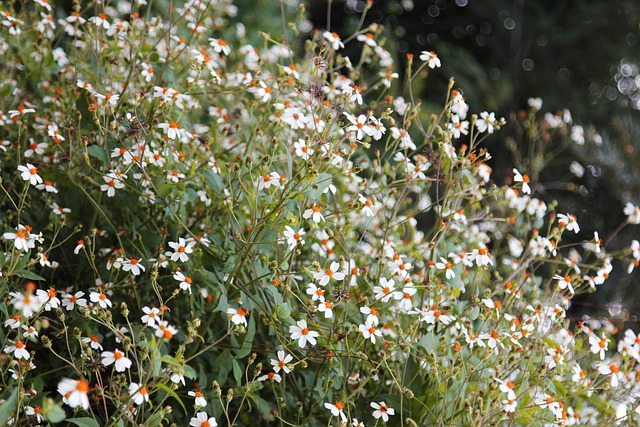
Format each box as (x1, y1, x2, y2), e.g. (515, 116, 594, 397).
(373, 277, 399, 303)
(90, 291, 112, 308)
(435, 257, 455, 279)
(476, 111, 496, 134)
(101, 349, 132, 372)
(419, 50, 441, 68)
(512, 168, 531, 194)
(141, 306, 160, 326)
(100, 173, 125, 197)
(324, 401, 348, 423)
(58, 378, 91, 410)
(167, 238, 195, 262)
(314, 261, 345, 286)
(624, 202, 640, 224)
(557, 213, 580, 233)
(359, 321, 382, 344)
(190, 412, 218, 427)
(323, 31, 344, 50)
(289, 319, 319, 348)
(271, 350, 293, 374)
(282, 226, 305, 250)
(121, 257, 145, 276)
(371, 401, 395, 422)
(18, 163, 43, 185)
(188, 390, 208, 407)
(227, 307, 249, 327)
(303, 204, 324, 223)
(173, 271, 193, 294)
(129, 383, 150, 405)
(553, 274, 574, 294)
(4, 340, 29, 359)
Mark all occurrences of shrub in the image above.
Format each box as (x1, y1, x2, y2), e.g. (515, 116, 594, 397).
(1, 1, 640, 426)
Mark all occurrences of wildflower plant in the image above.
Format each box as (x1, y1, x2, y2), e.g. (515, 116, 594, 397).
(0, 0, 639, 426)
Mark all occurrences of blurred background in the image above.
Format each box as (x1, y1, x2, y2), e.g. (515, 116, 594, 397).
(243, 0, 640, 321)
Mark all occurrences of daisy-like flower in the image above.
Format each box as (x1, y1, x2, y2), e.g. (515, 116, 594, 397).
(589, 333, 609, 360)
(141, 306, 160, 327)
(129, 383, 150, 405)
(155, 320, 178, 340)
(10, 291, 42, 318)
(188, 389, 207, 407)
(557, 213, 580, 234)
(158, 121, 184, 140)
(100, 173, 125, 197)
(3, 224, 36, 253)
(357, 33, 377, 47)
(342, 84, 363, 105)
(282, 226, 305, 250)
(435, 257, 455, 279)
(82, 335, 103, 351)
(360, 305, 380, 325)
(597, 362, 623, 387)
(371, 401, 395, 422)
(36, 287, 61, 311)
(293, 139, 314, 160)
(322, 31, 344, 50)
(167, 238, 195, 263)
(95, 92, 119, 107)
(469, 246, 493, 267)
(289, 319, 319, 348)
(227, 307, 249, 327)
(303, 204, 324, 223)
(190, 412, 217, 427)
(324, 401, 348, 423)
(373, 277, 399, 303)
(258, 172, 282, 191)
(18, 163, 43, 186)
(314, 261, 345, 286)
(419, 50, 441, 68)
(502, 398, 517, 413)
(102, 349, 132, 372)
(89, 291, 112, 309)
(476, 111, 496, 134)
(358, 194, 375, 217)
(173, 271, 193, 294)
(257, 371, 282, 382)
(317, 300, 335, 319)
(271, 350, 293, 374)
(4, 340, 29, 359)
(359, 321, 382, 344)
(208, 37, 231, 55)
(121, 257, 145, 276)
(623, 202, 640, 224)
(306, 283, 325, 302)
(553, 274, 575, 294)
(8, 106, 36, 118)
(58, 378, 90, 410)
(345, 113, 373, 141)
(512, 168, 531, 194)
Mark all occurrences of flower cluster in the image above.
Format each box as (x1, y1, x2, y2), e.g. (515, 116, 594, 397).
(0, 1, 638, 426)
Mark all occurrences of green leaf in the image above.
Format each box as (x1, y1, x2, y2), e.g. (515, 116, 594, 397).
(68, 417, 101, 427)
(274, 302, 291, 320)
(42, 397, 66, 423)
(85, 145, 109, 163)
(250, 393, 271, 415)
(149, 51, 160, 63)
(156, 383, 187, 413)
(16, 270, 45, 281)
(140, 44, 152, 54)
(0, 388, 18, 425)
(201, 170, 223, 193)
(304, 172, 333, 200)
